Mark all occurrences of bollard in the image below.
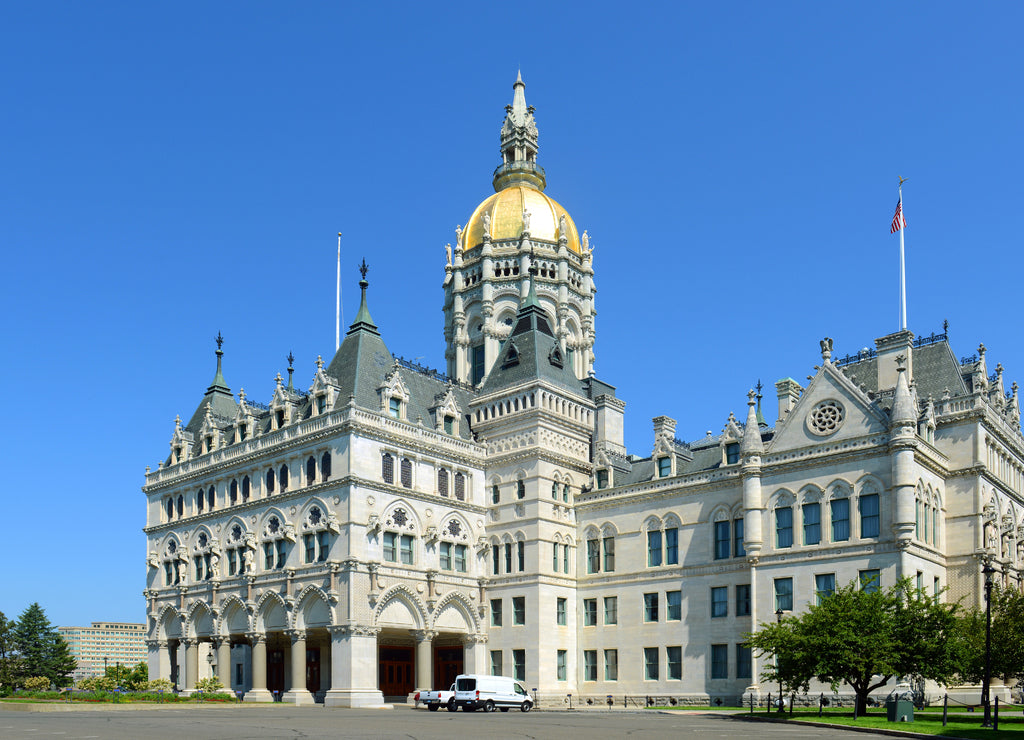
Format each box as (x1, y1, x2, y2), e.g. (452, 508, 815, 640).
(607, 695, 613, 710)
(819, 693, 823, 717)
(943, 694, 948, 726)
(766, 692, 771, 715)
(995, 696, 999, 731)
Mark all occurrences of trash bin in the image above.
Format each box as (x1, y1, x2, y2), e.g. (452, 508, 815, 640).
(885, 695, 914, 722)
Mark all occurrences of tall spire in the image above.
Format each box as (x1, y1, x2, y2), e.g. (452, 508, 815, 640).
(493, 72, 546, 192)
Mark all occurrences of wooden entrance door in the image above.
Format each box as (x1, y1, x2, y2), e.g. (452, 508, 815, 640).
(378, 646, 414, 696)
(306, 648, 321, 693)
(267, 649, 285, 696)
(434, 646, 464, 689)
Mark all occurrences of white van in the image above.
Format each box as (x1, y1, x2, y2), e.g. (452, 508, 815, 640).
(453, 674, 533, 712)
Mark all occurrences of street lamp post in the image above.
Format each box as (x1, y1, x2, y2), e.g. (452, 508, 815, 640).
(982, 562, 995, 728)
(775, 608, 785, 712)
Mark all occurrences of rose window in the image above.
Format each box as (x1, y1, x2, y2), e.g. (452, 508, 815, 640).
(446, 520, 461, 537)
(392, 508, 408, 527)
(808, 400, 845, 436)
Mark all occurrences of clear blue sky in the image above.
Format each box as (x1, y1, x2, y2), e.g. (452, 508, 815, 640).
(3, 3, 1021, 627)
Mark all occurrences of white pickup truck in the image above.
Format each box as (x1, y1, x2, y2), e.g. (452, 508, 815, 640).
(415, 683, 457, 711)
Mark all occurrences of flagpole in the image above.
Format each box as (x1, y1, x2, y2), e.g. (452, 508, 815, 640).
(336, 232, 342, 351)
(898, 180, 906, 331)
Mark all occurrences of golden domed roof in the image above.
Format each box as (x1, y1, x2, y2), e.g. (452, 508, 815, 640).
(464, 185, 581, 255)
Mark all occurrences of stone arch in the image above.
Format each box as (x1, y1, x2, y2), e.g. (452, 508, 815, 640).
(254, 590, 290, 632)
(729, 503, 744, 520)
(298, 496, 333, 525)
(642, 515, 662, 531)
(373, 585, 427, 629)
(709, 504, 731, 523)
(768, 488, 795, 509)
(583, 524, 601, 540)
(294, 585, 334, 629)
(189, 524, 216, 549)
(431, 591, 479, 633)
(187, 600, 215, 638)
(160, 532, 183, 555)
(798, 483, 824, 504)
(599, 521, 619, 537)
(854, 474, 883, 497)
(219, 595, 251, 636)
(564, 534, 575, 547)
(157, 605, 183, 640)
(382, 499, 422, 534)
(823, 479, 850, 502)
(258, 507, 292, 536)
(663, 512, 682, 529)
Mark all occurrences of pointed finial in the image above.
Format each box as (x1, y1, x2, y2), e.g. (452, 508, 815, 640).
(216, 332, 224, 351)
(287, 352, 295, 369)
(943, 319, 949, 336)
(996, 363, 1004, 376)
(275, 372, 283, 387)
(747, 389, 757, 405)
(359, 259, 369, 281)
(979, 343, 987, 357)
(286, 352, 295, 390)
(516, 68, 523, 85)
(239, 387, 246, 402)
(316, 354, 324, 370)
(896, 353, 907, 371)
(820, 337, 833, 363)
(756, 379, 763, 397)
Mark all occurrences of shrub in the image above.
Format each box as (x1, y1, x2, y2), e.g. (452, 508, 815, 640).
(195, 676, 224, 692)
(24, 677, 51, 692)
(146, 678, 174, 692)
(78, 675, 116, 692)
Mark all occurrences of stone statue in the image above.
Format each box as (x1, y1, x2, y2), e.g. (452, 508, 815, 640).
(455, 224, 463, 248)
(558, 214, 567, 240)
(445, 243, 452, 266)
(243, 549, 254, 572)
(522, 209, 531, 232)
(482, 211, 491, 238)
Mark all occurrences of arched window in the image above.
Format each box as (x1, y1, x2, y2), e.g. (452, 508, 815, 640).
(176, 495, 184, 518)
(207, 486, 215, 510)
(229, 479, 238, 505)
(552, 482, 559, 500)
(242, 476, 250, 502)
(454, 472, 465, 501)
(279, 464, 289, 491)
(166, 498, 174, 521)
(197, 489, 205, 513)
(517, 480, 525, 499)
(321, 451, 332, 480)
(306, 456, 316, 486)
(266, 468, 275, 494)
(382, 453, 394, 484)
(400, 458, 412, 488)
(438, 468, 449, 497)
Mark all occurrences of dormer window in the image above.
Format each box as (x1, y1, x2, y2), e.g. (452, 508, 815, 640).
(657, 457, 671, 478)
(316, 395, 327, 415)
(389, 397, 402, 419)
(596, 469, 609, 490)
(275, 409, 286, 429)
(444, 415, 454, 435)
(725, 443, 740, 465)
(204, 436, 213, 454)
(236, 425, 247, 443)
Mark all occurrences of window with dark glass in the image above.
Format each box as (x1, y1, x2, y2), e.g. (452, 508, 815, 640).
(803, 502, 821, 545)
(776, 506, 793, 548)
(399, 534, 413, 564)
(860, 494, 880, 538)
(736, 584, 751, 616)
(710, 644, 728, 679)
(859, 569, 880, 593)
(816, 573, 836, 604)
(505, 543, 512, 573)
(647, 530, 662, 567)
(242, 476, 250, 502)
(492, 544, 500, 575)
(383, 532, 397, 562)
(230, 479, 238, 505)
(492, 484, 500, 504)
(603, 536, 615, 572)
(711, 586, 728, 618)
(275, 540, 287, 569)
(381, 453, 394, 484)
(454, 472, 465, 501)
(176, 495, 183, 517)
(321, 451, 331, 480)
(491, 598, 502, 626)
(657, 457, 671, 477)
(513, 649, 525, 681)
(317, 531, 329, 562)
(562, 483, 569, 503)
(604, 649, 618, 681)
(832, 498, 850, 541)
(266, 469, 275, 494)
(736, 643, 752, 679)
(400, 458, 412, 488)
(644, 592, 659, 622)
(438, 468, 449, 497)
(207, 487, 215, 510)
(444, 415, 454, 435)
(596, 469, 609, 489)
(725, 442, 740, 464)
(552, 542, 559, 571)
(389, 397, 401, 419)
(583, 598, 597, 626)
(471, 345, 486, 386)
(774, 577, 793, 611)
(644, 647, 659, 680)
(584, 650, 597, 681)
(304, 534, 316, 563)
(714, 521, 730, 560)
(197, 489, 205, 513)
(306, 456, 316, 485)
(279, 464, 288, 491)
(665, 527, 678, 564)
(667, 590, 681, 620)
(512, 596, 525, 625)
(490, 650, 502, 675)
(517, 541, 525, 571)
(733, 518, 745, 558)
(516, 479, 525, 499)
(587, 538, 600, 573)
(667, 646, 682, 680)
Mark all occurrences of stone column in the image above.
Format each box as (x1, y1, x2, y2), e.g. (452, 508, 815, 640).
(183, 638, 199, 692)
(461, 634, 487, 675)
(323, 625, 386, 708)
(146, 639, 163, 684)
(283, 630, 314, 705)
(213, 638, 232, 690)
(244, 633, 273, 702)
(413, 630, 436, 691)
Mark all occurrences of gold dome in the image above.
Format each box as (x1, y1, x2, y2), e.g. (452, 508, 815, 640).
(464, 185, 581, 254)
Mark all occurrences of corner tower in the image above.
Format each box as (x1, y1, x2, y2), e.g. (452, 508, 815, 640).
(444, 73, 597, 386)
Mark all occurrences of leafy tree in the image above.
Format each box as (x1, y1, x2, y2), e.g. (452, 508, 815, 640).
(956, 586, 1024, 686)
(0, 611, 20, 691)
(23, 676, 51, 692)
(126, 662, 149, 691)
(195, 676, 224, 692)
(747, 578, 961, 714)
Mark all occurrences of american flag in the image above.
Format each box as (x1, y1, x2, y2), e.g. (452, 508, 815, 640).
(890, 199, 906, 234)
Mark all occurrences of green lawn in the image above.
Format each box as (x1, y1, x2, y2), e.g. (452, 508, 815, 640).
(740, 708, 1024, 738)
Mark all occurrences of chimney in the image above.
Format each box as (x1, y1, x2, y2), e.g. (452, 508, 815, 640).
(775, 378, 803, 423)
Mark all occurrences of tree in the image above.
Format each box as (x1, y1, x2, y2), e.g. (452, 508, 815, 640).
(956, 586, 1024, 686)
(0, 611, 20, 691)
(12, 603, 76, 687)
(747, 578, 961, 714)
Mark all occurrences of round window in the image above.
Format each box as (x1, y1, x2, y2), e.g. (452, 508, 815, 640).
(808, 400, 845, 436)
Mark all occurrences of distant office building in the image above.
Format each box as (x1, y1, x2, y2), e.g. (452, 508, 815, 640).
(58, 622, 147, 682)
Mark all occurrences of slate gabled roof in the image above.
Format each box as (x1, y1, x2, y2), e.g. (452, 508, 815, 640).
(840, 338, 969, 409)
(185, 348, 238, 433)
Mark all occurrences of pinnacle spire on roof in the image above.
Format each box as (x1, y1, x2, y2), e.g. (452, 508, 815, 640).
(207, 332, 230, 394)
(741, 389, 764, 455)
(347, 259, 380, 336)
